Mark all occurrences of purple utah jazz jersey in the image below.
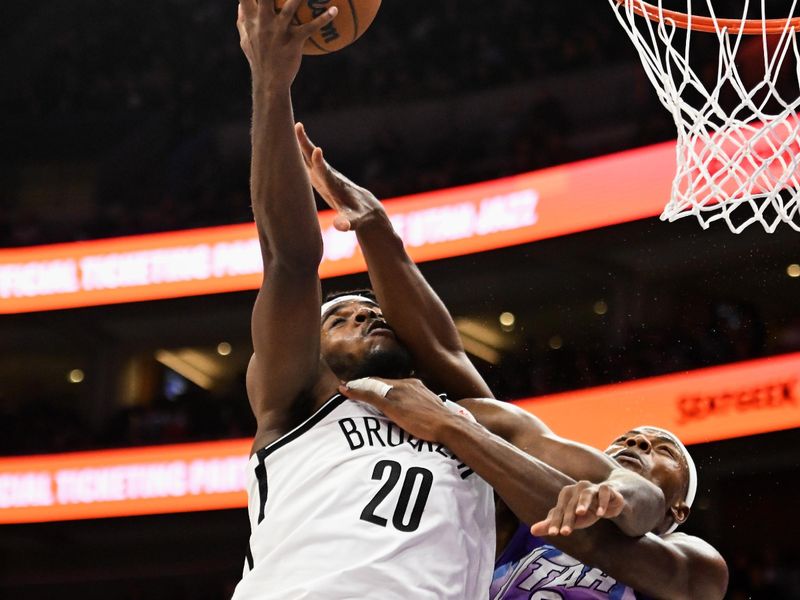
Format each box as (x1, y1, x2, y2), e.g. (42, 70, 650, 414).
(490, 524, 651, 600)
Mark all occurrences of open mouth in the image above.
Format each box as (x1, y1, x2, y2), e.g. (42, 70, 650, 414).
(367, 321, 395, 337)
(613, 450, 644, 468)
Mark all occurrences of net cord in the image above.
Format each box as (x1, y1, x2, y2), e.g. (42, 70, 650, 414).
(609, 0, 800, 232)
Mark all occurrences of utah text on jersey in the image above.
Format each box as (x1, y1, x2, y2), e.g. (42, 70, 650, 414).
(492, 538, 649, 600)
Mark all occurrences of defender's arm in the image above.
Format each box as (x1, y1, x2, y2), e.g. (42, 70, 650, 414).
(461, 397, 665, 536)
(445, 413, 726, 598)
(356, 215, 493, 400)
(441, 402, 725, 598)
(341, 380, 727, 600)
(554, 526, 728, 600)
(294, 126, 492, 400)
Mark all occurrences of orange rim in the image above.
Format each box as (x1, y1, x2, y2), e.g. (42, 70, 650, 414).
(619, 0, 800, 34)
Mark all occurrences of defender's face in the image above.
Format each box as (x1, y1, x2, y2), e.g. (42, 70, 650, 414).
(320, 301, 410, 380)
(605, 428, 689, 508)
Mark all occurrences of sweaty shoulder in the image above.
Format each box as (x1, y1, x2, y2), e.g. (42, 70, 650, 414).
(661, 531, 724, 561)
(661, 532, 729, 598)
(457, 397, 551, 441)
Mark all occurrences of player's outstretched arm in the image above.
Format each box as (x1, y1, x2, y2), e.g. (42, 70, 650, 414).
(237, 0, 339, 452)
(340, 378, 574, 520)
(553, 524, 728, 600)
(336, 380, 662, 536)
(295, 125, 493, 401)
(339, 379, 638, 531)
(341, 379, 727, 600)
(461, 397, 665, 537)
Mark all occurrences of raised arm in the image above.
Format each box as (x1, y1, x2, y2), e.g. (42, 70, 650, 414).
(237, 0, 339, 452)
(294, 126, 493, 400)
(341, 379, 727, 600)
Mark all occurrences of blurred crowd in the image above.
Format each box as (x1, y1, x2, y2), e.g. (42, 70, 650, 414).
(0, 0, 672, 247)
(486, 299, 767, 401)
(1, 2, 625, 121)
(726, 549, 800, 599)
(0, 297, 768, 457)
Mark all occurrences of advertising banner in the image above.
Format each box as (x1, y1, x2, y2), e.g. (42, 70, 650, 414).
(0, 142, 674, 313)
(2, 352, 798, 524)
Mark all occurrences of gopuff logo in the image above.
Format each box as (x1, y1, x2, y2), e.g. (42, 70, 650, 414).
(676, 378, 797, 424)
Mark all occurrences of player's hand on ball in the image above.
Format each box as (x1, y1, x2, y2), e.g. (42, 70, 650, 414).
(339, 377, 459, 442)
(236, 0, 337, 87)
(295, 123, 384, 232)
(530, 480, 626, 537)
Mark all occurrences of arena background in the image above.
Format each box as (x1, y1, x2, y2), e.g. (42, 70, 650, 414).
(1, 1, 799, 598)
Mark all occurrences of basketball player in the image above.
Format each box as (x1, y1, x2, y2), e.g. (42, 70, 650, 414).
(341, 380, 729, 600)
(293, 122, 669, 547)
(233, 1, 495, 597)
(233, 0, 670, 597)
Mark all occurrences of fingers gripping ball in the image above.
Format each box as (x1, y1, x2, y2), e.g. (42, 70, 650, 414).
(275, 0, 382, 55)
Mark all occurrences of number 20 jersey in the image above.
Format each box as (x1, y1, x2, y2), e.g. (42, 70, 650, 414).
(231, 393, 496, 600)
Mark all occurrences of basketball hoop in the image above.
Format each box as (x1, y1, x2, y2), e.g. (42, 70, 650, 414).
(610, 0, 800, 232)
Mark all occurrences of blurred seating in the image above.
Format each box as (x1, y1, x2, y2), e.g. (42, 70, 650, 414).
(1, 297, 766, 455)
(0, 1, 673, 247)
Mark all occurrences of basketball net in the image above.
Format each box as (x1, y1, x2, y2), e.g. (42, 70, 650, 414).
(610, 0, 800, 232)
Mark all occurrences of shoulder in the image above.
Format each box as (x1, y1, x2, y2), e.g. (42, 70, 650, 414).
(661, 531, 723, 558)
(246, 353, 339, 442)
(661, 532, 729, 598)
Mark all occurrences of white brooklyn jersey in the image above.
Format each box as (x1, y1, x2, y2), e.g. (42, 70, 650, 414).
(231, 393, 495, 600)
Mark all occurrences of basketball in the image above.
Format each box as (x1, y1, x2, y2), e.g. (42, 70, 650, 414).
(275, 0, 382, 55)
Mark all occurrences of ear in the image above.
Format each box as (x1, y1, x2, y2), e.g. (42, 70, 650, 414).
(669, 501, 690, 526)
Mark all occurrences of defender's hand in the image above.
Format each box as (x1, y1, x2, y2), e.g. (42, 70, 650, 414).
(530, 480, 626, 537)
(237, 0, 337, 88)
(339, 377, 464, 442)
(295, 123, 385, 231)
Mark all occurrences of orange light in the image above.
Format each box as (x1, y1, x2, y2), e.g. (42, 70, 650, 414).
(2, 351, 799, 524)
(514, 352, 800, 449)
(0, 439, 250, 524)
(0, 142, 675, 314)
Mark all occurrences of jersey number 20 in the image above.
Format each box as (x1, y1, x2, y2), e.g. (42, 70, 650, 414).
(360, 460, 433, 532)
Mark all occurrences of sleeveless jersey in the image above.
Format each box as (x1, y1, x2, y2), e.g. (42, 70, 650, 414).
(232, 393, 495, 600)
(490, 524, 651, 600)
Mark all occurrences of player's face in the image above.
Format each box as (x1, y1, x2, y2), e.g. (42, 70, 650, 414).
(320, 301, 412, 381)
(605, 428, 690, 531)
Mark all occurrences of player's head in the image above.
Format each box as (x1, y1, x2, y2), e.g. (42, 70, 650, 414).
(320, 289, 413, 381)
(605, 426, 697, 536)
